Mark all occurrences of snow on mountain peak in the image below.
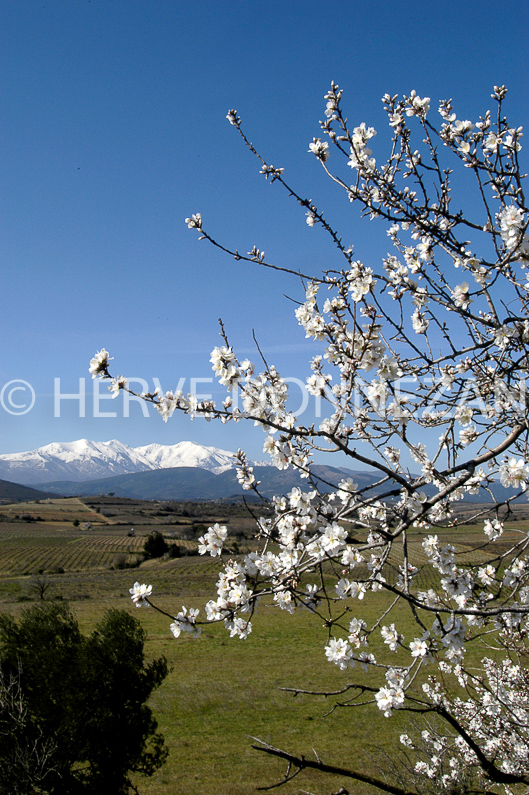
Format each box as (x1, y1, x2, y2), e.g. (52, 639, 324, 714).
(0, 439, 239, 485)
(134, 441, 235, 474)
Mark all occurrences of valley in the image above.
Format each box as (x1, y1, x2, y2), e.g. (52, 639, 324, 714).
(1, 495, 528, 794)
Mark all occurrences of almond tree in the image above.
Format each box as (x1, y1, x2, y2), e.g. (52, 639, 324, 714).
(93, 83, 529, 793)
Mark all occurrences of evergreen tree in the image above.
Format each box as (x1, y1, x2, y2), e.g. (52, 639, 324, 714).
(0, 603, 168, 794)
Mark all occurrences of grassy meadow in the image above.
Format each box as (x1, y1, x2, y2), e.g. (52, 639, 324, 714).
(0, 496, 527, 794)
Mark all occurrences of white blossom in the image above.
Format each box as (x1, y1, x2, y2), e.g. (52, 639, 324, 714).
(406, 90, 430, 117)
(499, 458, 528, 490)
(129, 581, 152, 607)
(108, 375, 128, 397)
(185, 212, 202, 229)
(308, 138, 329, 161)
(452, 282, 472, 310)
(170, 606, 201, 638)
(89, 348, 112, 379)
(198, 524, 228, 556)
(497, 206, 525, 251)
(381, 624, 401, 651)
(325, 638, 353, 670)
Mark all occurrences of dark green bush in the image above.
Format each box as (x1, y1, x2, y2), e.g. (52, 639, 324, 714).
(0, 602, 168, 794)
(143, 531, 169, 559)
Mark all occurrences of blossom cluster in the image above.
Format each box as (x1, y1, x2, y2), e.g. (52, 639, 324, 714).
(198, 523, 228, 557)
(103, 82, 529, 791)
(170, 606, 201, 638)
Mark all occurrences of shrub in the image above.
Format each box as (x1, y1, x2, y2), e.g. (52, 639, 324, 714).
(143, 531, 169, 559)
(0, 603, 168, 794)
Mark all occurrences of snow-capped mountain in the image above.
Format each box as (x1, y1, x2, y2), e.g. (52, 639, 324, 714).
(0, 439, 238, 485)
(135, 441, 234, 474)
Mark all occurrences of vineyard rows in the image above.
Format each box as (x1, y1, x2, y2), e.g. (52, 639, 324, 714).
(0, 534, 146, 575)
(0, 516, 504, 582)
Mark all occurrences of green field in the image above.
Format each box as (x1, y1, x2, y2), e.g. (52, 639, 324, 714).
(0, 497, 525, 794)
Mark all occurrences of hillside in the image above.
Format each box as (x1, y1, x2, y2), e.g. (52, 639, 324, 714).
(36, 463, 516, 504)
(35, 464, 374, 501)
(0, 479, 56, 503)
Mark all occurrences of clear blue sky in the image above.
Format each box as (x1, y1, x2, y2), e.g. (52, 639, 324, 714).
(1, 0, 528, 460)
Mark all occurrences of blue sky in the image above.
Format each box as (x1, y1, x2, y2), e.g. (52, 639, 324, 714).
(1, 0, 528, 461)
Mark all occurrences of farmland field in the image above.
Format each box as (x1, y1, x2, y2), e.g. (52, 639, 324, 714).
(0, 496, 527, 794)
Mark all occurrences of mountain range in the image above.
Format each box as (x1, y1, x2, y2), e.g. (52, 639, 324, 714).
(0, 439, 513, 503)
(0, 439, 240, 485)
(0, 438, 371, 501)
(36, 464, 377, 501)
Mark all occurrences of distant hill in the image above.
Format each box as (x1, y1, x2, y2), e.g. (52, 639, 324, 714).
(36, 464, 516, 504)
(34, 464, 376, 501)
(0, 479, 57, 502)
